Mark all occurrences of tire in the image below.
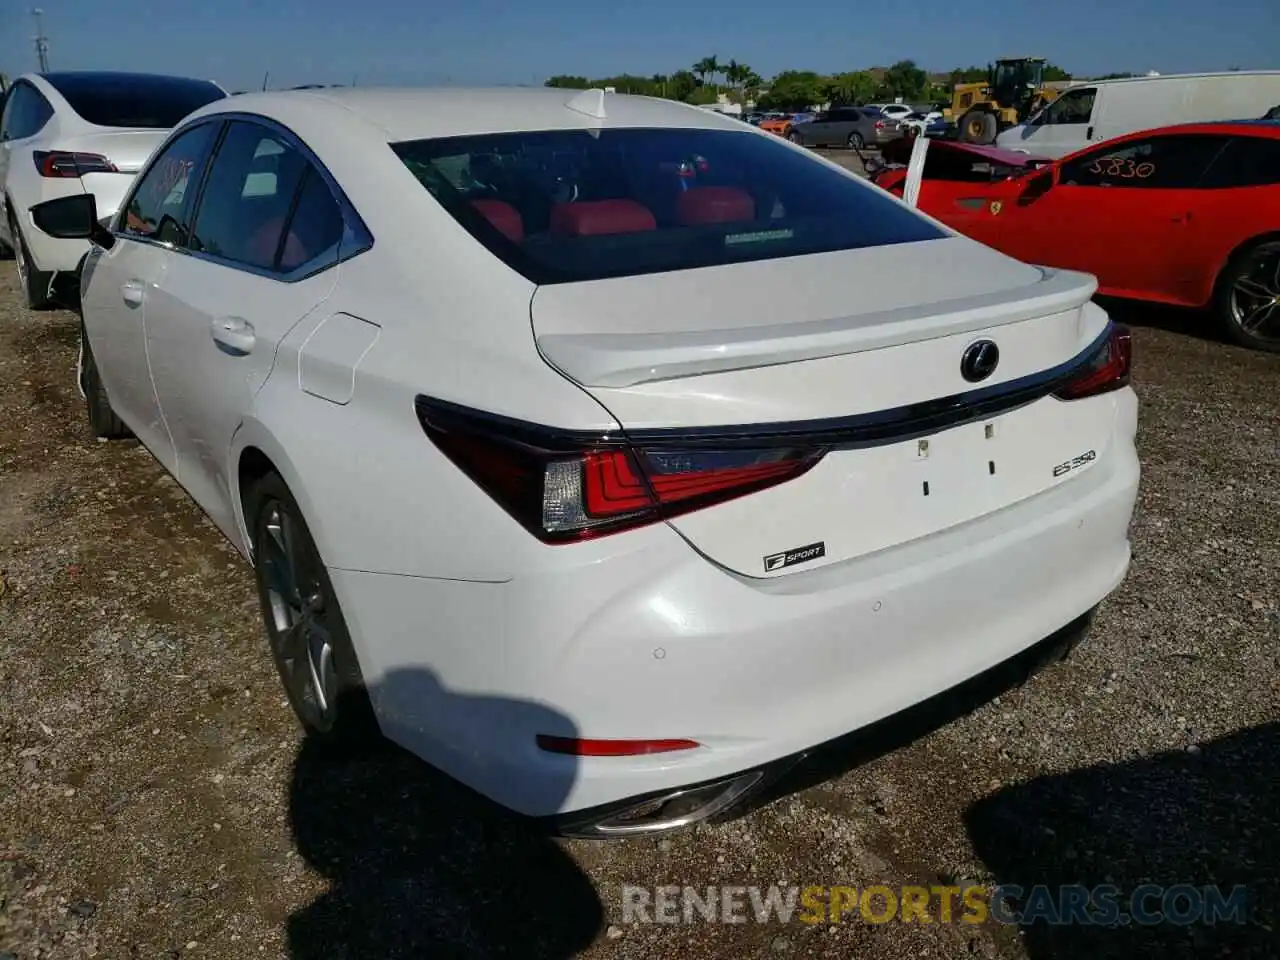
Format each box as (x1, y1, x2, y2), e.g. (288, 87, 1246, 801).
(787, 129, 803, 145)
(9, 213, 54, 310)
(1213, 238, 1280, 353)
(79, 319, 132, 439)
(958, 109, 998, 145)
(848, 131, 865, 150)
(247, 472, 376, 741)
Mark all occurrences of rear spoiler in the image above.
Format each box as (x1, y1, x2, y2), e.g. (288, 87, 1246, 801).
(536, 267, 1098, 388)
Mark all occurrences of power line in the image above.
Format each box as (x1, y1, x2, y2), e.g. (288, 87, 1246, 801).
(31, 8, 49, 72)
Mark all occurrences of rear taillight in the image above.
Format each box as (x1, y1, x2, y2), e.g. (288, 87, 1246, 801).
(416, 398, 825, 542)
(33, 150, 118, 178)
(1054, 324, 1132, 401)
(875, 119, 885, 129)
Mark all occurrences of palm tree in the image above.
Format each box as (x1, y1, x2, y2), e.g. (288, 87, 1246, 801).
(693, 56, 721, 92)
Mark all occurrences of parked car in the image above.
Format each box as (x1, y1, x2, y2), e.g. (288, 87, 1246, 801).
(789, 106, 892, 149)
(899, 110, 944, 137)
(33, 87, 1138, 836)
(757, 113, 796, 136)
(0, 71, 227, 307)
(875, 122, 1280, 352)
(996, 70, 1280, 159)
(873, 103, 915, 123)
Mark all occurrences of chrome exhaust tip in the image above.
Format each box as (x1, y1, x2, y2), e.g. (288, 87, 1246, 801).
(566, 770, 765, 839)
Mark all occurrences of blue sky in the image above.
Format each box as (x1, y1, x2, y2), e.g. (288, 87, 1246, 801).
(2, 0, 1276, 92)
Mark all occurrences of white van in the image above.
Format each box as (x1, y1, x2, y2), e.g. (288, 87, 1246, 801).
(996, 71, 1280, 158)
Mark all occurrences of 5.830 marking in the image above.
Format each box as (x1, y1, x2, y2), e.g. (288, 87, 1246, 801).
(1053, 449, 1097, 477)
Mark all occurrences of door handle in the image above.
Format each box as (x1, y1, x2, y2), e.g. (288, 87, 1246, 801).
(121, 281, 144, 307)
(1086, 125, 1094, 139)
(211, 316, 256, 355)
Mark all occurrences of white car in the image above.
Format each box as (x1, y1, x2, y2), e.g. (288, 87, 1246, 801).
(33, 87, 1140, 837)
(867, 102, 916, 123)
(0, 71, 225, 307)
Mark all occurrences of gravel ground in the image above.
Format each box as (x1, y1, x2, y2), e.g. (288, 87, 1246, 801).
(1, 266, 1276, 960)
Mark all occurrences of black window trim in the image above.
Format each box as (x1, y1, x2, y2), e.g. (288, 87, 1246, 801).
(113, 111, 374, 284)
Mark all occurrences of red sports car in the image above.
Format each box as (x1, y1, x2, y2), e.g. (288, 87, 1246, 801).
(874, 123, 1280, 352)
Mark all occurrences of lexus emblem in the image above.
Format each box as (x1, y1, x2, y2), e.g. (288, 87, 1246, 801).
(960, 339, 1000, 383)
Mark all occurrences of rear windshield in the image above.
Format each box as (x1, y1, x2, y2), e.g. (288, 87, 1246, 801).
(45, 74, 226, 129)
(392, 127, 945, 284)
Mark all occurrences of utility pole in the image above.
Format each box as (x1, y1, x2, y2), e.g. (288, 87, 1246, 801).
(31, 8, 50, 72)
(261, 70, 270, 91)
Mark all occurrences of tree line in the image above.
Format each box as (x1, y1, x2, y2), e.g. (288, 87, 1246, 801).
(547, 58, 1109, 110)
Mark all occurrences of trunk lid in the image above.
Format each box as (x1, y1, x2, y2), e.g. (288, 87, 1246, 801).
(63, 129, 171, 221)
(531, 236, 1115, 577)
(64, 129, 170, 174)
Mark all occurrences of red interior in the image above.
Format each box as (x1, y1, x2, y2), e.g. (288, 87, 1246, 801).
(550, 200, 657, 237)
(676, 186, 756, 225)
(471, 199, 525, 242)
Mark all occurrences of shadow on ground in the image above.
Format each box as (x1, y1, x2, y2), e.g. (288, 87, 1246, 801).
(1099, 298, 1223, 347)
(965, 722, 1278, 959)
(285, 670, 603, 959)
(729, 612, 1093, 819)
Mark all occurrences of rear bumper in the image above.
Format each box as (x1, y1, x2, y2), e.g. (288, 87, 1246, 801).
(327, 400, 1139, 822)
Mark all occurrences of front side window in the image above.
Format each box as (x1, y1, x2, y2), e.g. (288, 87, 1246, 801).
(1061, 135, 1228, 189)
(1038, 88, 1096, 126)
(394, 127, 945, 284)
(120, 122, 218, 244)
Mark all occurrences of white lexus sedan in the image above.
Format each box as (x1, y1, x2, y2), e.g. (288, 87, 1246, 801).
(31, 87, 1139, 837)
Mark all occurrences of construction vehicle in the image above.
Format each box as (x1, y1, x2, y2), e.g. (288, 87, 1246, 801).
(943, 57, 1055, 144)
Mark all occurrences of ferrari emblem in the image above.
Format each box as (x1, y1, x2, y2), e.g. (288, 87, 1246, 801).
(990, 201, 1003, 215)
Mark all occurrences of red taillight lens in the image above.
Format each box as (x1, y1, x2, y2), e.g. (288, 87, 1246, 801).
(875, 119, 885, 129)
(416, 399, 825, 542)
(1054, 324, 1132, 401)
(536, 735, 700, 756)
(33, 150, 118, 178)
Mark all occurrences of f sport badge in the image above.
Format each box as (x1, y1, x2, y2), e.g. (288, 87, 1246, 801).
(763, 541, 826, 573)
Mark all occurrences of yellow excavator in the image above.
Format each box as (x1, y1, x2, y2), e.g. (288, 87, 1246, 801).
(944, 57, 1056, 144)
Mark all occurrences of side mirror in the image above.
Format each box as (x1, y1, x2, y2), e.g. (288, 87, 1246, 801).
(29, 193, 115, 249)
(1017, 169, 1055, 205)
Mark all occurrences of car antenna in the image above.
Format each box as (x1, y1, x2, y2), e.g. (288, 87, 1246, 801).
(566, 87, 608, 122)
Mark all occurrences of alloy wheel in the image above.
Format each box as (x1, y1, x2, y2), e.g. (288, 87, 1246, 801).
(259, 501, 338, 729)
(1229, 243, 1280, 345)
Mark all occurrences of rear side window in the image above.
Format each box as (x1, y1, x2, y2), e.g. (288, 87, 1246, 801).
(189, 121, 311, 270)
(0, 82, 54, 140)
(1061, 135, 1228, 189)
(393, 127, 944, 284)
(1198, 136, 1280, 188)
(188, 120, 347, 275)
(44, 74, 225, 129)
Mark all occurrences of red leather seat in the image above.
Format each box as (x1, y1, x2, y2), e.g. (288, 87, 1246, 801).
(471, 199, 524, 242)
(550, 200, 656, 237)
(676, 186, 755, 225)
(249, 216, 306, 268)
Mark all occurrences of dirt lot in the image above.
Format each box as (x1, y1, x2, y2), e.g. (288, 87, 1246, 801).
(1, 266, 1277, 960)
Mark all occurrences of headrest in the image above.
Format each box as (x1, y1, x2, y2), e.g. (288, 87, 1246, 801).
(676, 186, 755, 225)
(470, 199, 524, 242)
(550, 200, 656, 237)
